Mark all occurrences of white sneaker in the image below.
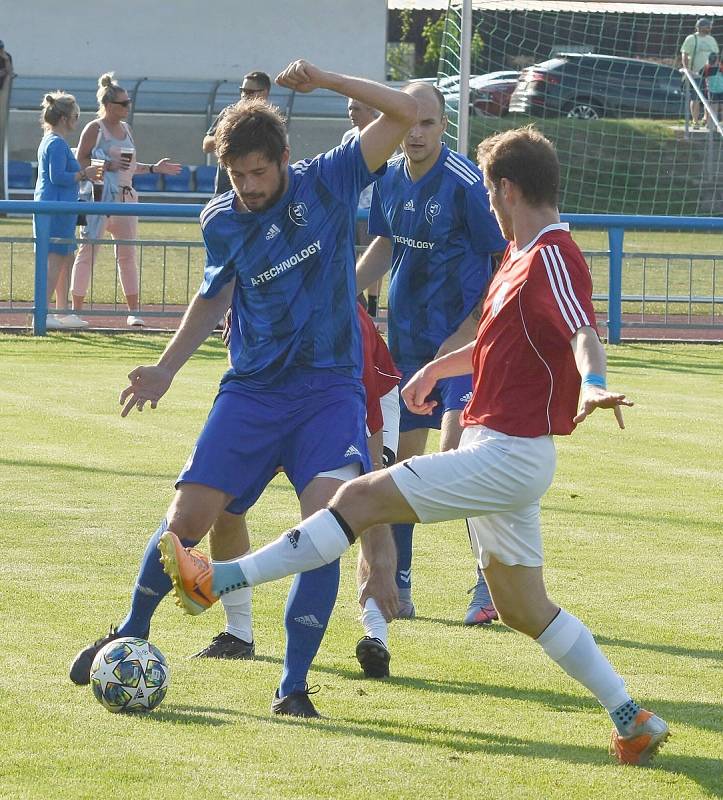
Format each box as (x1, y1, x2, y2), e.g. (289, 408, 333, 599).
(45, 314, 66, 330)
(60, 314, 89, 329)
(127, 315, 145, 327)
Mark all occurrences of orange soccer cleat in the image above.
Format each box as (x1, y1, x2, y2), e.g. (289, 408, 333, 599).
(609, 709, 670, 766)
(158, 531, 218, 615)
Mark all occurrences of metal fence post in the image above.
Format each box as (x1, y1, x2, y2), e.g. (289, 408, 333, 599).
(33, 213, 50, 336)
(607, 226, 624, 345)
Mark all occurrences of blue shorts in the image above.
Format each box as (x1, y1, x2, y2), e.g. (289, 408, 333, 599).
(177, 368, 370, 514)
(398, 364, 473, 433)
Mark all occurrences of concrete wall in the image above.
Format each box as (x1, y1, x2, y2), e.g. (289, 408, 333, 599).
(2, 0, 387, 81)
(9, 111, 352, 165)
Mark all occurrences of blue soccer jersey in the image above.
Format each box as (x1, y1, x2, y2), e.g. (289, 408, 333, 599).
(199, 133, 381, 385)
(368, 144, 506, 367)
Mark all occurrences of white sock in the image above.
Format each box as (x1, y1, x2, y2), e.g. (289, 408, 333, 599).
(536, 608, 631, 712)
(234, 509, 352, 587)
(361, 597, 388, 647)
(216, 553, 253, 642)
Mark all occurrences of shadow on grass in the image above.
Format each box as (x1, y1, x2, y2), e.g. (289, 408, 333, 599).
(0, 456, 174, 481)
(251, 653, 722, 734)
(594, 633, 722, 664)
(149, 701, 720, 795)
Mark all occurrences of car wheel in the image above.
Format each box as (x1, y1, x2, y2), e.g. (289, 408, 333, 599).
(565, 101, 602, 120)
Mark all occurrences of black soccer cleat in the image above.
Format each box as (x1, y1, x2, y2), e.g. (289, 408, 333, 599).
(191, 631, 255, 660)
(69, 624, 122, 685)
(355, 636, 391, 678)
(271, 685, 321, 718)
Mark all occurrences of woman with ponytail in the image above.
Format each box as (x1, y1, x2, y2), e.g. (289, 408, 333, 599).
(69, 73, 181, 327)
(34, 91, 102, 330)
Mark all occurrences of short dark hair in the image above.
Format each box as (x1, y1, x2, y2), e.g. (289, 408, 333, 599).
(477, 126, 560, 208)
(215, 99, 288, 166)
(243, 71, 271, 92)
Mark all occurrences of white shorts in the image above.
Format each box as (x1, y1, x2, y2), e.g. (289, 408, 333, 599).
(387, 425, 556, 568)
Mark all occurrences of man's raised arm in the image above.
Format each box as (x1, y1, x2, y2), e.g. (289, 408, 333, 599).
(276, 60, 417, 172)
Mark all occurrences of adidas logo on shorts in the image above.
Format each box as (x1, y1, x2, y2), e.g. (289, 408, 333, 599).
(265, 223, 281, 240)
(294, 614, 324, 629)
(344, 445, 362, 458)
(459, 391, 473, 403)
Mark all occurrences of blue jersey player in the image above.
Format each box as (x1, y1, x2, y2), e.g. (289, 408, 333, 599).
(357, 82, 507, 624)
(69, 59, 418, 718)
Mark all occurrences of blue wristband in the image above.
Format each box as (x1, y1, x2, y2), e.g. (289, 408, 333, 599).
(582, 372, 606, 390)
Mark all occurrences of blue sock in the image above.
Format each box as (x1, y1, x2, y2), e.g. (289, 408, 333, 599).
(279, 559, 340, 697)
(117, 520, 196, 638)
(393, 523, 414, 589)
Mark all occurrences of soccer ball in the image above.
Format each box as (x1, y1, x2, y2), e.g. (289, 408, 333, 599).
(90, 637, 170, 713)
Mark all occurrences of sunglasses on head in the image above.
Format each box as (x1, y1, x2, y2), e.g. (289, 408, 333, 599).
(110, 99, 132, 108)
(241, 87, 265, 96)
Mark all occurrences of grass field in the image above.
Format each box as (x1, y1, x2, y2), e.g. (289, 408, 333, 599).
(1, 334, 721, 799)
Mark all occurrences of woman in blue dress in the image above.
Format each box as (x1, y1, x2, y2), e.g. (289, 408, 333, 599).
(34, 92, 100, 329)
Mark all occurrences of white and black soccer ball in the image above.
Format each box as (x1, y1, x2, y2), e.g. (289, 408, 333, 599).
(90, 637, 170, 713)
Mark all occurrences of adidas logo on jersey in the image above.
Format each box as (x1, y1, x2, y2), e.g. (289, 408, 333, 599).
(294, 614, 324, 629)
(265, 223, 281, 241)
(459, 392, 473, 403)
(403, 199, 415, 211)
(344, 445, 362, 458)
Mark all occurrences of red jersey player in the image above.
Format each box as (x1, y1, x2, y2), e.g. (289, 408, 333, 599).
(161, 128, 669, 765)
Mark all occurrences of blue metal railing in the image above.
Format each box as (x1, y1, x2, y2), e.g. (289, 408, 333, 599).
(1, 201, 722, 341)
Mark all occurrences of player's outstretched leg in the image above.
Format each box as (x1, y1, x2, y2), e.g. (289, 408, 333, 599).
(69, 519, 197, 684)
(485, 557, 669, 765)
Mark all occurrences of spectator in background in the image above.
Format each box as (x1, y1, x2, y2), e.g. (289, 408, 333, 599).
(342, 99, 382, 317)
(0, 40, 14, 91)
(202, 71, 271, 195)
(680, 18, 719, 128)
(69, 73, 180, 327)
(701, 52, 723, 127)
(34, 92, 101, 330)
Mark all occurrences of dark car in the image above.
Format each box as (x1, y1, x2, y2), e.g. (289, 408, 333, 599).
(508, 53, 684, 119)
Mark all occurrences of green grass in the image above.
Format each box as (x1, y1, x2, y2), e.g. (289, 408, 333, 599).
(1, 335, 721, 799)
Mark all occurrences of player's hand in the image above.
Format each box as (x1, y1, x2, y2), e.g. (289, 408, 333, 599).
(402, 365, 438, 416)
(359, 568, 399, 622)
(276, 60, 327, 93)
(154, 159, 182, 176)
(119, 365, 173, 417)
(573, 387, 633, 429)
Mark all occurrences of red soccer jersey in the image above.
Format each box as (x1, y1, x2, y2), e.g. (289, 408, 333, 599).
(461, 224, 597, 437)
(358, 303, 401, 435)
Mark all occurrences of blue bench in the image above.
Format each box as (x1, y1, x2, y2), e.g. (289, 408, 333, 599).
(163, 165, 192, 193)
(133, 172, 162, 192)
(9, 160, 35, 189)
(195, 165, 216, 194)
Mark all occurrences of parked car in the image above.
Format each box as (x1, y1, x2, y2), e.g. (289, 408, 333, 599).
(508, 53, 684, 119)
(471, 73, 520, 117)
(443, 71, 519, 114)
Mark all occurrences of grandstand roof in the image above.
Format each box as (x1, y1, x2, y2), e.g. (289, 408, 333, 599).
(388, 1, 723, 13)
